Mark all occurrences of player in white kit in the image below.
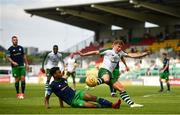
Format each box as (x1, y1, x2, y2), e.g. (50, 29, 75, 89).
(65, 54, 77, 89)
(41, 45, 64, 96)
(78, 40, 150, 108)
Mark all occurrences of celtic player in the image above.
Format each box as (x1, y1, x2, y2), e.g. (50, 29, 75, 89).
(41, 45, 64, 96)
(99, 48, 129, 97)
(78, 40, 150, 108)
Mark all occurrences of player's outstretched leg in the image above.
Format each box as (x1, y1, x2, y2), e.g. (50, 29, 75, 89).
(83, 93, 121, 109)
(113, 81, 143, 108)
(96, 74, 110, 86)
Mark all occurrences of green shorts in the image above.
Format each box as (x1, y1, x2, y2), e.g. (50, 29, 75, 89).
(46, 69, 51, 77)
(66, 71, 76, 78)
(160, 71, 169, 80)
(12, 66, 26, 78)
(98, 68, 117, 85)
(113, 68, 120, 80)
(71, 90, 85, 107)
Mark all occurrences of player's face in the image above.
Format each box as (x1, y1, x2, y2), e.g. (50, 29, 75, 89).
(162, 54, 167, 59)
(113, 44, 123, 53)
(55, 70, 62, 78)
(53, 47, 58, 54)
(12, 38, 18, 46)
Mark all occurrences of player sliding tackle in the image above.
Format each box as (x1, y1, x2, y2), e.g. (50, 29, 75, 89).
(78, 40, 151, 108)
(44, 67, 121, 109)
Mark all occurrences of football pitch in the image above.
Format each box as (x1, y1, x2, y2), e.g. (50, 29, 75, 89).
(0, 83, 180, 114)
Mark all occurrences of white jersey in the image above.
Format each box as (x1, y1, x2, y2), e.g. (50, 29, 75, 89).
(66, 57, 76, 72)
(100, 49, 128, 72)
(45, 52, 64, 70)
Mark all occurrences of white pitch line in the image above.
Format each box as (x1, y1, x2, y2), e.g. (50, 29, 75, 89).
(142, 93, 159, 97)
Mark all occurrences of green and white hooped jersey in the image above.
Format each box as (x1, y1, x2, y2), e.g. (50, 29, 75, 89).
(99, 49, 127, 72)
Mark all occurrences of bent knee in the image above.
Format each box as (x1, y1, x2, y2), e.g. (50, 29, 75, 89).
(102, 75, 110, 83)
(113, 81, 125, 91)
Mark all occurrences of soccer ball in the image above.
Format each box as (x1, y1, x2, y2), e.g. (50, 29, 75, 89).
(85, 76, 97, 87)
(85, 69, 98, 87)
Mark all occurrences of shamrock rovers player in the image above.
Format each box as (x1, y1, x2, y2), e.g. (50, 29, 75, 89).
(45, 67, 121, 109)
(6, 36, 29, 99)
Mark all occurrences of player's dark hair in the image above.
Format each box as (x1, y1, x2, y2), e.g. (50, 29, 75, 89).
(53, 45, 58, 49)
(12, 36, 17, 39)
(162, 52, 168, 56)
(50, 67, 59, 76)
(113, 40, 124, 45)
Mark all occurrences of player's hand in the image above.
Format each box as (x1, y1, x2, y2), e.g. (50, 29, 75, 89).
(26, 65, 30, 72)
(40, 68, 45, 73)
(12, 61, 18, 66)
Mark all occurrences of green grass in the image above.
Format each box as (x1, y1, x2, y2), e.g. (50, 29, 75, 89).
(0, 83, 180, 114)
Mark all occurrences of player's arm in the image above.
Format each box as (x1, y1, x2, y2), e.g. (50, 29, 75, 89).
(44, 95, 51, 109)
(161, 64, 168, 72)
(121, 57, 129, 71)
(58, 98, 64, 108)
(126, 51, 150, 58)
(77, 50, 100, 56)
(161, 59, 169, 72)
(23, 54, 29, 71)
(5, 51, 18, 66)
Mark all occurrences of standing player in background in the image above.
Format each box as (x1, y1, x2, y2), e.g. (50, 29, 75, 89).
(65, 54, 78, 89)
(41, 45, 64, 96)
(159, 52, 170, 92)
(78, 40, 150, 107)
(6, 36, 29, 99)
